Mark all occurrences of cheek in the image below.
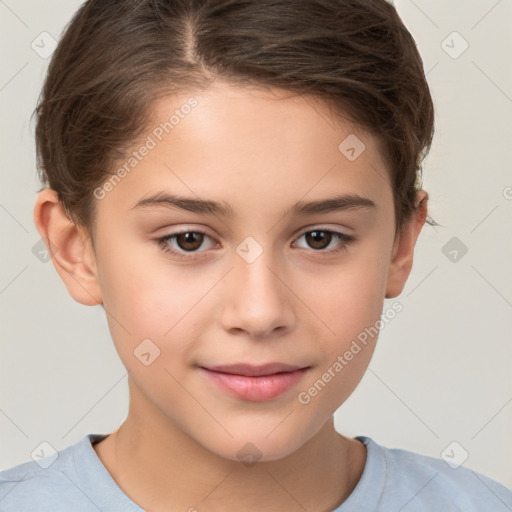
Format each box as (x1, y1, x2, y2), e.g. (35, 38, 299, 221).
(95, 240, 173, 345)
(98, 241, 223, 375)
(312, 253, 389, 346)
(297, 249, 389, 404)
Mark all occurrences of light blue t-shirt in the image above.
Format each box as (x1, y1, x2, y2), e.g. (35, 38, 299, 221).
(1, 433, 511, 511)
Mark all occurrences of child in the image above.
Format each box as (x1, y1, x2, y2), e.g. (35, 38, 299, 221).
(1, 0, 511, 510)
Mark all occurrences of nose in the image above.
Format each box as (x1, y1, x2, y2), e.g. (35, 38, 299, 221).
(219, 245, 296, 340)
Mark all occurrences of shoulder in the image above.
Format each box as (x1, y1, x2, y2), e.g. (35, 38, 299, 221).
(0, 434, 110, 512)
(358, 436, 512, 512)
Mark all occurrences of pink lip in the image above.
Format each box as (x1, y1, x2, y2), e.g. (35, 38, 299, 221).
(199, 363, 310, 402)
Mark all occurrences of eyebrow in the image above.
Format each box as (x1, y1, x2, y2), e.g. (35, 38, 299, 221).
(131, 191, 376, 218)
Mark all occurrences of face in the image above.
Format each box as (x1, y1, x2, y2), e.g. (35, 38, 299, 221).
(83, 81, 401, 461)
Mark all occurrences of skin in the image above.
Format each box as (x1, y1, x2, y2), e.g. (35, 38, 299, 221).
(33, 80, 428, 511)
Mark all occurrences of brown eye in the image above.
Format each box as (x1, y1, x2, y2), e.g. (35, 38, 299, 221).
(157, 229, 217, 259)
(293, 228, 356, 254)
(304, 230, 333, 250)
(175, 232, 205, 252)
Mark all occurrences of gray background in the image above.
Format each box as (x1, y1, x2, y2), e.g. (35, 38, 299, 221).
(1, 0, 511, 488)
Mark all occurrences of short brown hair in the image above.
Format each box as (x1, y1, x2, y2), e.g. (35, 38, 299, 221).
(34, 0, 437, 238)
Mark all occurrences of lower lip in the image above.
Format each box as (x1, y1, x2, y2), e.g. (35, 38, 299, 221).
(200, 367, 309, 402)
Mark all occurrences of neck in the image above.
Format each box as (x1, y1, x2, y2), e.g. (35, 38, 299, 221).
(93, 379, 366, 512)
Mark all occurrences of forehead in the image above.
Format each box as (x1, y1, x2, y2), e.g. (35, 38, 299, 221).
(149, 81, 376, 161)
(95, 80, 392, 223)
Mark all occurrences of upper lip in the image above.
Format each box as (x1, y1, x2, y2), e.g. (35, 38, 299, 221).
(201, 363, 308, 377)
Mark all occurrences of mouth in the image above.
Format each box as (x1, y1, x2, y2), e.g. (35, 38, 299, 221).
(198, 363, 311, 402)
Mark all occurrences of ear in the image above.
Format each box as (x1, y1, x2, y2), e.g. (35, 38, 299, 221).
(33, 188, 103, 306)
(385, 190, 429, 299)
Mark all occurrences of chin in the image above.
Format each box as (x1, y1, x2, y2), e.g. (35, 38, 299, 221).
(197, 425, 313, 465)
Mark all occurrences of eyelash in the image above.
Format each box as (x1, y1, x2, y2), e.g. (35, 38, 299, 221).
(156, 227, 356, 260)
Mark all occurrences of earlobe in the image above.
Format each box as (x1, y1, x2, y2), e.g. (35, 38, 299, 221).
(385, 190, 429, 299)
(33, 188, 103, 306)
